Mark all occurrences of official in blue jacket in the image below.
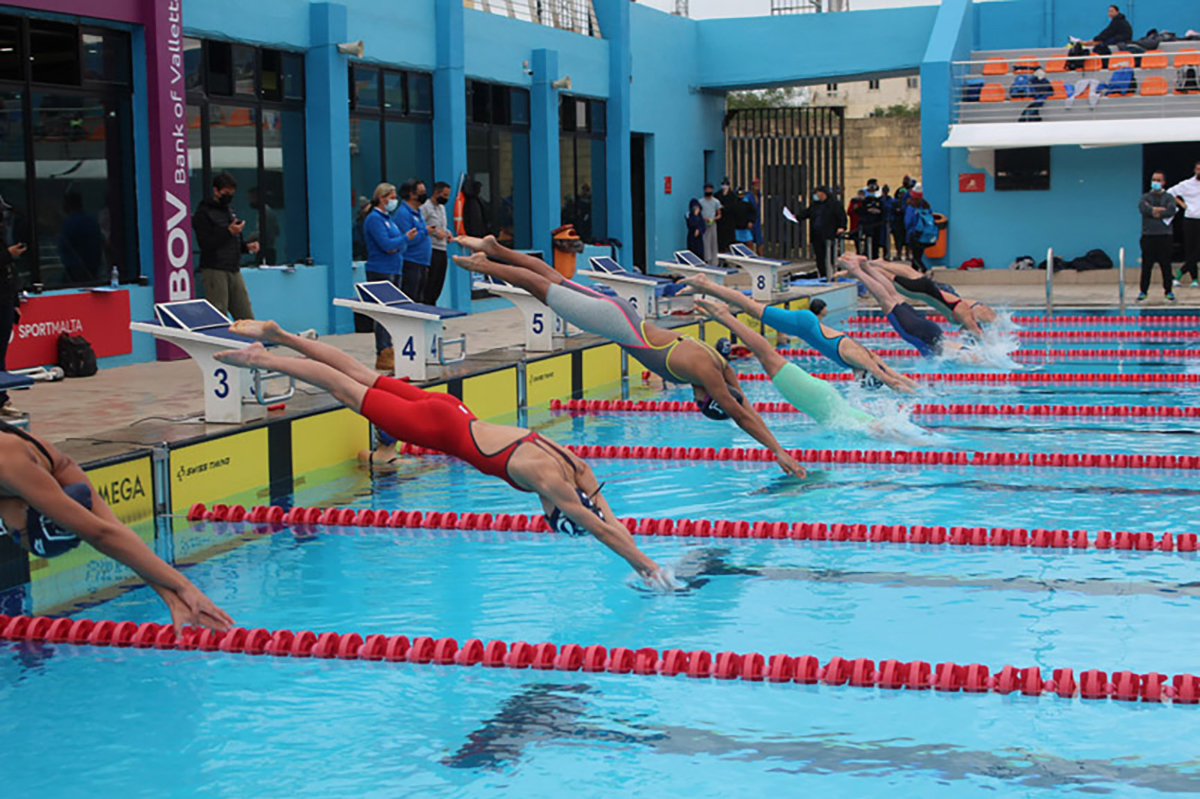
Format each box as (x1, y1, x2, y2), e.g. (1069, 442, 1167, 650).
(395, 179, 432, 302)
(363, 182, 416, 370)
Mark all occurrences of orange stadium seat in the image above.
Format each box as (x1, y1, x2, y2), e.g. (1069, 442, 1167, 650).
(1107, 53, 1135, 70)
(979, 83, 1007, 102)
(1013, 57, 1041, 73)
(981, 57, 1008, 76)
(1140, 53, 1168, 69)
(1175, 50, 1200, 67)
(1140, 76, 1169, 96)
(1049, 80, 1068, 100)
(1045, 57, 1068, 73)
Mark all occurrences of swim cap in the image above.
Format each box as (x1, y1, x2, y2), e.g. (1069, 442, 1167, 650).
(545, 488, 605, 537)
(715, 337, 732, 360)
(697, 387, 744, 421)
(810, 298, 827, 316)
(27, 481, 91, 558)
(856, 370, 884, 390)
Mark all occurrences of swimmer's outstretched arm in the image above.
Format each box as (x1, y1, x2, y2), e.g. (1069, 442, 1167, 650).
(0, 458, 233, 633)
(679, 275, 766, 319)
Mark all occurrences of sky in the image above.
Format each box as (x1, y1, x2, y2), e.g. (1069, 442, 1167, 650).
(637, 0, 939, 19)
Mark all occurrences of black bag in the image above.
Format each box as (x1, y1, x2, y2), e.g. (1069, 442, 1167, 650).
(57, 333, 98, 377)
(1178, 66, 1199, 94)
(1037, 255, 1066, 271)
(1065, 42, 1087, 71)
(1069, 248, 1113, 271)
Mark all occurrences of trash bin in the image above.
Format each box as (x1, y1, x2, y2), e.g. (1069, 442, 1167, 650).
(926, 213, 949, 259)
(552, 224, 584, 278)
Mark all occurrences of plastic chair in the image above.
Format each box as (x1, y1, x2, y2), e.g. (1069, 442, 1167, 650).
(1140, 53, 1169, 69)
(1083, 56, 1103, 71)
(1049, 80, 1068, 100)
(981, 57, 1008, 76)
(979, 83, 1007, 102)
(1013, 57, 1041, 73)
(1140, 76, 1169, 96)
(1174, 50, 1200, 67)
(1045, 57, 1068, 73)
(1107, 53, 1135, 70)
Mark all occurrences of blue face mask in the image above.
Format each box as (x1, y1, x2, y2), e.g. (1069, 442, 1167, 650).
(1151, 181, 1163, 191)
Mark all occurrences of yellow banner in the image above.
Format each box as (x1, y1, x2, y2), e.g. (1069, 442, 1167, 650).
(582, 343, 621, 396)
(525, 353, 572, 408)
(86, 455, 154, 525)
(171, 428, 269, 512)
(291, 407, 370, 477)
(462, 367, 518, 421)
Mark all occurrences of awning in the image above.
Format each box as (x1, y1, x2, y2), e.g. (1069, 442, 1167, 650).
(943, 118, 1200, 149)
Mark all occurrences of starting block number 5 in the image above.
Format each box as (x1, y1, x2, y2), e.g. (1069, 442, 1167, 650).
(532, 313, 544, 335)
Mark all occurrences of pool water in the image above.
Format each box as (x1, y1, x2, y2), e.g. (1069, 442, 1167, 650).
(4, 312, 1200, 797)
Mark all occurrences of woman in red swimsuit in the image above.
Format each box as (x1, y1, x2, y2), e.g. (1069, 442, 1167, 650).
(216, 321, 673, 589)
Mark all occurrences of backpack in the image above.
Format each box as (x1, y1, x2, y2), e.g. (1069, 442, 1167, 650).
(57, 333, 98, 377)
(913, 208, 938, 245)
(1009, 74, 1033, 99)
(1103, 66, 1137, 95)
(1177, 65, 1199, 94)
(1068, 248, 1113, 271)
(1065, 42, 1087, 71)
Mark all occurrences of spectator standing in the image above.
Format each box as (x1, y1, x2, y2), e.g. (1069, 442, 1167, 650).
(462, 180, 489, 238)
(793, 186, 847, 277)
(1168, 161, 1200, 288)
(745, 177, 763, 254)
(698, 183, 722, 265)
(879, 185, 895, 257)
(394, 179, 431, 302)
(1137, 171, 1177, 302)
(859, 181, 885, 259)
(0, 194, 26, 417)
(192, 171, 260, 320)
(903, 184, 932, 273)
(715, 177, 737, 253)
(891, 176, 912, 258)
(733, 186, 753, 247)
(847, 189, 864, 253)
(420, 181, 453, 305)
(685, 198, 706, 260)
(362, 182, 416, 371)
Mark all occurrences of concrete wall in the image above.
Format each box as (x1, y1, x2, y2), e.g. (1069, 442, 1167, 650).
(843, 117, 922, 198)
(976, 0, 1200, 52)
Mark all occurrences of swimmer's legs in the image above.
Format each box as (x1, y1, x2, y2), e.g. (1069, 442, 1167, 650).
(458, 235, 564, 283)
(697, 299, 787, 378)
(840, 338, 920, 393)
(215, 343, 368, 412)
(230, 320, 379, 388)
(844, 258, 900, 313)
(452, 252, 554, 304)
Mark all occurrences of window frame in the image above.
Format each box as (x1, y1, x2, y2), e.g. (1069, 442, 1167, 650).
(558, 94, 607, 242)
(994, 146, 1051, 192)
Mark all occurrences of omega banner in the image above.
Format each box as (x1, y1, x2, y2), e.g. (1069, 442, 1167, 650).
(144, 0, 194, 359)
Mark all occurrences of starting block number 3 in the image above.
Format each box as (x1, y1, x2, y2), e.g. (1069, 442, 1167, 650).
(214, 367, 230, 398)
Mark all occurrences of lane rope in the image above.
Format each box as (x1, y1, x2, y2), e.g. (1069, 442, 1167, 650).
(183, 502, 1199, 555)
(3, 614, 1196, 704)
(552, 398, 1200, 419)
(735, 372, 1200, 385)
(774, 348, 1200, 361)
(844, 314, 1200, 327)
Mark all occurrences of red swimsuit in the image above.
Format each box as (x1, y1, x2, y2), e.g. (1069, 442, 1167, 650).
(360, 376, 535, 490)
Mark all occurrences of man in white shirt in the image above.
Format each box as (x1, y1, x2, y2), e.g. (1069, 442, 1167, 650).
(1168, 161, 1200, 288)
(420, 181, 454, 304)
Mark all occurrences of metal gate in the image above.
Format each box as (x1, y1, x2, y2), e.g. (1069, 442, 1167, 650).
(725, 107, 844, 261)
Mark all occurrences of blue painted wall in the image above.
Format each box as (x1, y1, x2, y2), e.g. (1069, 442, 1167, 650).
(976, 0, 1199, 52)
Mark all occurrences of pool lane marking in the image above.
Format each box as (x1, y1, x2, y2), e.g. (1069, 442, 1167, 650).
(775, 348, 1200, 361)
(841, 329, 1200, 341)
(2, 613, 1196, 704)
(737, 372, 1200, 385)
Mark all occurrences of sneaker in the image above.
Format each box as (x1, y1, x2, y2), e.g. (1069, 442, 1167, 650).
(1191, 281, 1199, 289)
(1136, 292, 1147, 302)
(1167, 292, 1177, 302)
(298, 328, 319, 340)
(375, 347, 394, 372)
(0, 401, 23, 417)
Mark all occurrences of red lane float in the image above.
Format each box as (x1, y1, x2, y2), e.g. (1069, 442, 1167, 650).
(838, 329, 1200, 341)
(736, 371, 1200, 385)
(184, 502, 1198, 556)
(774, 347, 1200, 361)
(550, 398, 1200, 419)
(4, 615, 1197, 704)
(843, 314, 1200, 328)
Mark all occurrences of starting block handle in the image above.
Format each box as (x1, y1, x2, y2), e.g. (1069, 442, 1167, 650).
(252, 369, 296, 405)
(436, 334, 467, 365)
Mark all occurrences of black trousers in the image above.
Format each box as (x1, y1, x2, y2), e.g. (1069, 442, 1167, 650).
(1182, 217, 1200, 282)
(0, 302, 12, 406)
(423, 249, 448, 305)
(401, 261, 427, 304)
(860, 225, 883, 259)
(908, 235, 927, 273)
(1140, 235, 1174, 294)
(812, 235, 833, 277)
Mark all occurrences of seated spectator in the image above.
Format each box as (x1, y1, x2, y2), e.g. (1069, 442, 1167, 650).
(1078, 5, 1132, 53)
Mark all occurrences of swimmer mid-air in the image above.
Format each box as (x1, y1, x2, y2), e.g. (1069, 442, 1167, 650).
(0, 421, 233, 633)
(452, 234, 806, 478)
(693, 297, 877, 430)
(840, 255, 962, 358)
(857, 256, 997, 337)
(680, 273, 919, 393)
(214, 321, 677, 589)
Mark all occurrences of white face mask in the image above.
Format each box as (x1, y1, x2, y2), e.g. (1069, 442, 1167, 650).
(384, 198, 399, 213)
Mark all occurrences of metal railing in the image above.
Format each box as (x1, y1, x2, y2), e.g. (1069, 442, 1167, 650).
(951, 53, 1200, 125)
(1118, 247, 1126, 314)
(1045, 246, 1054, 316)
(463, 0, 602, 37)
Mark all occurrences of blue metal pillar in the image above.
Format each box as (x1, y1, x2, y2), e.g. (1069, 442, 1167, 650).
(529, 47, 561, 265)
(593, 0, 633, 267)
(434, 0, 470, 310)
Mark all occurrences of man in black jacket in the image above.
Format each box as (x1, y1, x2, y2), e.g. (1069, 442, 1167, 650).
(794, 186, 847, 278)
(192, 172, 259, 320)
(0, 194, 27, 416)
(1082, 5, 1132, 51)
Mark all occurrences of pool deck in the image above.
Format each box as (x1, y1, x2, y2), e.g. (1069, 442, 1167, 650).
(21, 269, 1199, 469)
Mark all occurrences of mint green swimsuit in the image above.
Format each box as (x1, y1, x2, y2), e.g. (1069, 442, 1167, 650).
(771, 362, 874, 427)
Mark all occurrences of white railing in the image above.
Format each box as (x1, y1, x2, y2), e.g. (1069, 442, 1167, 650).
(1045, 246, 1054, 316)
(951, 52, 1200, 125)
(1118, 247, 1126, 314)
(464, 0, 602, 38)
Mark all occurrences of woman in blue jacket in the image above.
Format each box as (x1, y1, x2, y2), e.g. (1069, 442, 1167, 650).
(903, 187, 932, 274)
(362, 182, 416, 371)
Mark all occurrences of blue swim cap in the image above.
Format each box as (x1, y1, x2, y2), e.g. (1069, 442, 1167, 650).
(697, 387, 744, 421)
(715, 337, 733, 360)
(27, 481, 91, 558)
(546, 488, 605, 537)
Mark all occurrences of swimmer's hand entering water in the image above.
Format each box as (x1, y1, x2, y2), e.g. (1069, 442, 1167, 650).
(152, 583, 234, 636)
(642, 565, 685, 592)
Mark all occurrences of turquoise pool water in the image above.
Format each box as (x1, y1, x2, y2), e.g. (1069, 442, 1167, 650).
(3, 313, 1199, 797)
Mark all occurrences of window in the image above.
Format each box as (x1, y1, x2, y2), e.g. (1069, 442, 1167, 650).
(907, 76, 920, 90)
(0, 15, 137, 290)
(465, 80, 531, 250)
(187, 39, 308, 265)
(868, 79, 880, 91)
(559, 95, 606, 243)
(995, 147, 1050, 191)
(348, 65, 434, 259)
(825, 83, 838, 94)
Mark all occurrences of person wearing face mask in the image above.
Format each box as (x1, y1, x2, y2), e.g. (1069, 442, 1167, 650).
(394, 178, 432, 302)
(793, 186, 847, 278)
(420, 181, 454, 305)
(698, 183, 722, 265)
(192, 171, 260, 320)
(859, 180, 885, 259)
(1137, 171, 1178, 302)
(715, 177, 738, 254)
(1167, 161, 1200, 288)
(363, 181, 417, 372)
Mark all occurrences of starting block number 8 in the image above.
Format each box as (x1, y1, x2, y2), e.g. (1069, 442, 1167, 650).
(756, 275, 766, 291)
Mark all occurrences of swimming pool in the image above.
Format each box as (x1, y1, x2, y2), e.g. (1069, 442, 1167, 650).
(3, 310, 1200, 797)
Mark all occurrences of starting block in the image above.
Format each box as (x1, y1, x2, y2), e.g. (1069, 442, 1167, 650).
(129, 300, 294, 424)
(719, 243, 809, 301)
(333, 281, 467, 380)
(654, 250, 739, 284)
(576, 256, 693, 319)
(472, 275, 575, 352)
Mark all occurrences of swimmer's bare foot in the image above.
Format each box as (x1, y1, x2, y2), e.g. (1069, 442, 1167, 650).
(214, 342, 267, 368)
(454, 234, 500, 255)
(452, 252, 492, 273)
(229, 319, 287, 344)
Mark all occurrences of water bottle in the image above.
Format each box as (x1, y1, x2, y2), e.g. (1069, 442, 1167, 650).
(110, 265, 119, 288)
